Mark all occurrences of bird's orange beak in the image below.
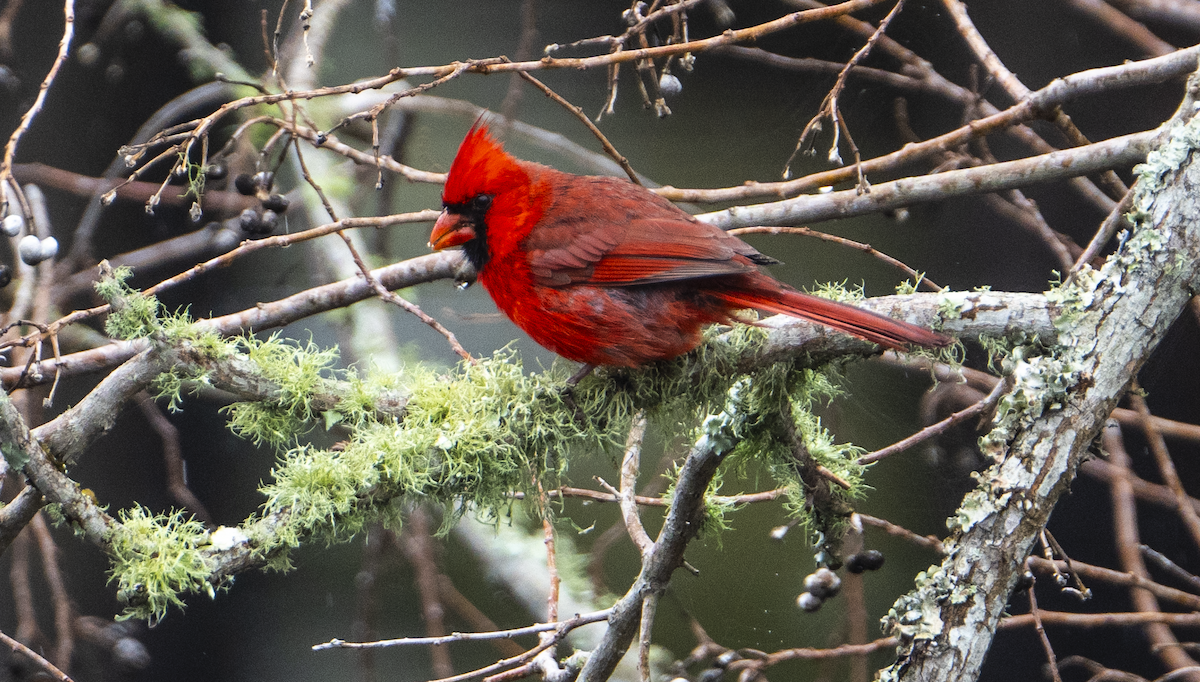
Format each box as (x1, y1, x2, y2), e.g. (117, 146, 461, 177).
(429, 209, 477, 251)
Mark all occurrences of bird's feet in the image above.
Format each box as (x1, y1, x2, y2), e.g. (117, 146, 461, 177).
(561, 363, 597, 423)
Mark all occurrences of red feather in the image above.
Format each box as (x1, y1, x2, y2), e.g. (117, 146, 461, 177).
(430, 123, 951, 367)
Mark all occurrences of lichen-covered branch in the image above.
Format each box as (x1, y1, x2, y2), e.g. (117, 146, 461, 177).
(0, 389, 116, 547)
(881, 70, 1200, 682)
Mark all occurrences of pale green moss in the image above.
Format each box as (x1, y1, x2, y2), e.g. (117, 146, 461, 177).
(810, 279, 867, 304)
(96, 266, 163, 340)
(102, 296, 884, 620)
(108, 507, 219, 624)
(221, 335, 401, 447)
(222, 334, 341, 445)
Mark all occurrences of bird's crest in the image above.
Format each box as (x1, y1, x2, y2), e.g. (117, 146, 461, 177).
(442, 121, 527, 206)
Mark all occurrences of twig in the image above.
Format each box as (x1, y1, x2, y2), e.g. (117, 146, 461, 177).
(511, 69, 641, 184)
(1059, 0, 1174, 57)
(9, 527, 39, 645)
(786, 0, 908, 178)
(1129, 389, 1200, 551)
(1039, 529, 1091, 600)
(856, 513, 944, 553)
(436, 575, 526, 658)
(698, 128, 1158, 230)
(664, 44, 1200, 205)
(353, 522, 385, 682)
(618, 412, 653, 556)
(730, 226, 943, 291)
(726, 636, 901, 670)
(1083, 458, 1200, 517)
(941, 0, 1129, 201)
(1071, 189, 1134, 275)
(1103, 423, 1199, 670)
(1057, 656, 1147, 682)
(401, 507, 454, 678)
(637, 593, 658, 682)
(877, 354, 1200, 444)
(509, 484, 789, 508)
(142, 210, 440, 299)
(312, 609, 611, 650)
(137, 392, 212, 523)
(858, 376, 1007, 465)
(1139, 545, 1200, 594)
(537, 480, 561, 623)
(0, 626, 74, 682)
(293, 137, 473, 361)
(578, 383, 747, 682)
(1000, 610, 1200, 629)
(30, 513, 74, 672)
(1028, 556, 1200, 612)
(0, 486, 44, 555)
(1023, 560, 1065, 682)
(0, 0, 74, 215)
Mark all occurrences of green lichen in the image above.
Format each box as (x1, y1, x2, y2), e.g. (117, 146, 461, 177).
(152, 330, 238, 412)
(92, 265, 240, 412)
(664, 359, 865, 545)
(243, 327, 863, 575)
(881, 562, 954, 646)
(810, 279, 867, 304)
(102, 297, 886, 619)
(975, 105, 1196, 455)
(254, 349, 609, 553)
(95, 266, 163, 340)
(222, 334, 341, 446)
(108, 507, 220, 624)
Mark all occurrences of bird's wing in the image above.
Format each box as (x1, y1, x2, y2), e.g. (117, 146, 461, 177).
(523, 176, 774, 288)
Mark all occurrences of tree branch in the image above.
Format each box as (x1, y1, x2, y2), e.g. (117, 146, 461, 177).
(884, 69, 1200, 682)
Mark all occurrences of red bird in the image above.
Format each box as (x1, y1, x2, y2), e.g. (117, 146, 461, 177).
(429, 124, 950, 370)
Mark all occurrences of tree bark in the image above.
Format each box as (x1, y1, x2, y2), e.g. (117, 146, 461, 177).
(883, 69, 1200, 682)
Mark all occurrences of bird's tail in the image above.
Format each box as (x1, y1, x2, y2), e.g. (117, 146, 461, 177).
(717, 287, 952, 350)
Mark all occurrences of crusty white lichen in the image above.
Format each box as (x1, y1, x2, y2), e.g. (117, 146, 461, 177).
(881, 563, 951, 644)
(935, 289, 1002, 322)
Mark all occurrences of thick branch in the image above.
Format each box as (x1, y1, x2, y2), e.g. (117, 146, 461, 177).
(698, 130, 1156, 229)
(884, 73, 1200, 682)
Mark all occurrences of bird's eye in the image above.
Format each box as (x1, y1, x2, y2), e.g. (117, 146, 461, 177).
(471, 194, 493, 213)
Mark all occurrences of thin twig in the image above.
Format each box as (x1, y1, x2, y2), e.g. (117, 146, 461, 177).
(1104, 423, 1200, 670)
(637, 592, 658, 682)
(137, 392, 212, 523)
(1129, 389, 1200, 551)
(401, 507, 454, 678)
(858, 376, 1007, 465)
(294, 136, 474, 362)
(786, 0, 907, 178)
(618, 412, 653, 556)
(1071, 188, 1135, 275)
(1024, 560, 1065, 682)
(1139, 545, 1200, 594)
(436, 576, 526, 658)
(31, 513, 73, 672)
(856, 513, 945, 553)
(312, 609, 611, 650)
(0, 0, 74, 216)
(0, 626, 74, 682)
(730, 226, 943, 291)
(511, 69, 641, 184)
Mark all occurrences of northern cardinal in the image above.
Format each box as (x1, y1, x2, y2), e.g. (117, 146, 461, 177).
(429, 123, 950, 370)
